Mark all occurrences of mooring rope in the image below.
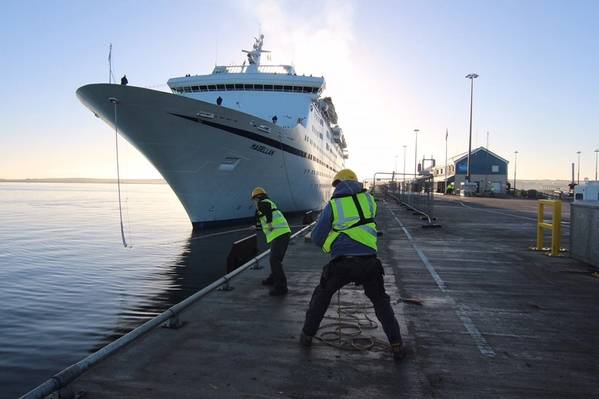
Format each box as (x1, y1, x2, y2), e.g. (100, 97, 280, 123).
(315, 288, 390, 352)
(110, 97, 128, 248)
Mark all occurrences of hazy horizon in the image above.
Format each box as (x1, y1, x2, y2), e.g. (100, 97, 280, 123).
(2, 0, 598, 181)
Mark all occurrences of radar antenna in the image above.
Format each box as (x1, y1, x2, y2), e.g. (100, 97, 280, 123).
(242, 34, 270, 68)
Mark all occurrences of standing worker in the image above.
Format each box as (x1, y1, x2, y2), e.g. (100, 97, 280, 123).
(252, 187, 291, 296)
(299, 169, 405, 361)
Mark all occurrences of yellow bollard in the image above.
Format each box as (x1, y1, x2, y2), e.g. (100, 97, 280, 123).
(530, 199, 564, 256)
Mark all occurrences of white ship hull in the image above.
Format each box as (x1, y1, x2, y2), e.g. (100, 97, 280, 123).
(77, 84, 342, 228)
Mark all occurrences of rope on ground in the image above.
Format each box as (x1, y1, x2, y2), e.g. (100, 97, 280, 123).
(315, 289, 390, 352)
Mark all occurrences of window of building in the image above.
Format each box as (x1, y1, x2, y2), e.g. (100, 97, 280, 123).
(491, 165, 499, 173)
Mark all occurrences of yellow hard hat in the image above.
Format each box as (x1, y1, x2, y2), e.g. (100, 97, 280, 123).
(251, 187, 267, 199)
(332, 168, 358, 186)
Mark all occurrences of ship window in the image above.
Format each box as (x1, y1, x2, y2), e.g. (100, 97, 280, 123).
(191, 85, 199, 91)
(303, 86, 312, 93)
(199, 85, 208, 91)
(254, 84, 264, 90)
(217, 84, 225, 90)
(274, 85, 283, 91)
(244, 84, 254, 90)
(208, 85, 217, 91)
(264, 85, 273, 91)
(235, 84, 244, 90)
(293, 86, 302, 92)
(312, 87, 319, 93)
(183, 87, 191, 93)
(283, 85, 292, 92)
(225, 84, 234, 90)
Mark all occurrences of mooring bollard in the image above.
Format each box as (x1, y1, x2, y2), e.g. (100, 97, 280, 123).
(530, 199, 565, 256)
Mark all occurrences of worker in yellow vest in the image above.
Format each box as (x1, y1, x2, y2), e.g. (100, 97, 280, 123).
(299, 169, 405, 361)
(252, 187, 292, 296)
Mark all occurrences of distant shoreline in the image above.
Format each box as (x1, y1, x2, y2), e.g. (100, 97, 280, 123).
(0, 178, 167, 185)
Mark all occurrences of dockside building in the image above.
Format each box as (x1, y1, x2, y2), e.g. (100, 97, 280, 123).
(431, 147, 509, 194)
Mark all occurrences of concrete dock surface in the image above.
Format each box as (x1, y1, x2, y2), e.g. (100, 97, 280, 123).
(70, 196, 599, 398)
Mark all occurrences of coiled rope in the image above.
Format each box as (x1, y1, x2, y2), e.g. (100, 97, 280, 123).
(315, 288, 390, 352)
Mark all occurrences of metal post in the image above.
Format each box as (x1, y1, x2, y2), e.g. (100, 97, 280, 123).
(595, 149, 599, 181)
(403, 145, 407, 184)
(465, 73, 478, 182)
(577, 151, 581, 185)
(514, 150, 518, 193)
(414, 129, 419, 177)
(444, 129, 448, 193)
(536, 201, 544, 250)
(551, 201, 562, 256)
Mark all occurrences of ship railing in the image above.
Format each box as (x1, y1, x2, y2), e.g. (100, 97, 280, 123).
(19, 222, 316, 399)
(213, 64, 295, 74)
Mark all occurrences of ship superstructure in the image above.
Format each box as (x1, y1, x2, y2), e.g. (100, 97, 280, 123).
(77, 35, 347, 227)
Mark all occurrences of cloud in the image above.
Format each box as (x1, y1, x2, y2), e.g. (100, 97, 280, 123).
(243, 0, 403, 178)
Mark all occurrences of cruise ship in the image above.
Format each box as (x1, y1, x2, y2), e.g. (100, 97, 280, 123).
(77, 35, 347, 228)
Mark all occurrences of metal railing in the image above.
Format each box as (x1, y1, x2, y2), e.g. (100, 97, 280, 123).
(20, 222, 315, 399)
(372, 172, 440, 228)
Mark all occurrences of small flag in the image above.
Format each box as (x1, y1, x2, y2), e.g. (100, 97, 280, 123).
(108, 43, 112, 62)
(445, 128, 448, 140)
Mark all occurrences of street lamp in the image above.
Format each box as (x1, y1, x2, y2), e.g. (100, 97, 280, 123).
(414, 129, 419, 177)
(465, 73, 479, 183)
(514, 150, 518, 193)
(595, 149, 599, 181)
(577, 151, 581, 185)
(402, 145, 407, 183)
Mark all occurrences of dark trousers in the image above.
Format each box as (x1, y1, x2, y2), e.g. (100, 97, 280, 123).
(269, 232, 290, 290)
(302, 256, 402, 344)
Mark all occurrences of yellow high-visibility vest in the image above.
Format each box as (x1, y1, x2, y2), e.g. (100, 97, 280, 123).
(257, 198, 291, 243)
(322, 191, 378, 253)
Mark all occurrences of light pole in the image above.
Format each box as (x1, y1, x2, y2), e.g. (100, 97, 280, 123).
(414, 129, 419, 177)
(513, 150, 518, 193)
(577, 151, 581, 185)
(402, 145, 407, 183)
(445, 129, 448, 193)
(595, 149, 599, 181)
(465, 73, 479, 183)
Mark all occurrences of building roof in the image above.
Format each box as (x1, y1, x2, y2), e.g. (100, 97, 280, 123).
(452, 147, 509, 165)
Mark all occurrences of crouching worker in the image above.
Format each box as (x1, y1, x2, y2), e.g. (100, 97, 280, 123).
(299, 169, 405, 361)
(251, 187, 291, 296)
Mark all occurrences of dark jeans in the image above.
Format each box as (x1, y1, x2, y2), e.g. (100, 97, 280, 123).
(269, 232, 290, 290)
(302, 256, 402, 344)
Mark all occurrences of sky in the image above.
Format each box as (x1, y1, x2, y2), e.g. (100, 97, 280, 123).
(1, 0, 598, 181)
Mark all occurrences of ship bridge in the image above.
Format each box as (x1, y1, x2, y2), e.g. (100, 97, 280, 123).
(166, 35, 328, 126)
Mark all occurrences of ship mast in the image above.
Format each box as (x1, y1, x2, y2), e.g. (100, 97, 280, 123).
(242, 34, 270, 72)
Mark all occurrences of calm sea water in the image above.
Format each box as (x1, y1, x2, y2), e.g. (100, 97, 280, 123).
(0, 183, 272, 398)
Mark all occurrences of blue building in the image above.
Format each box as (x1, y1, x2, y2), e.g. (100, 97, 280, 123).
(432, 147, 509, 194)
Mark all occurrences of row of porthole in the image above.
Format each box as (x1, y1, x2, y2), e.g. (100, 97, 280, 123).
(173, 84, 320, 94)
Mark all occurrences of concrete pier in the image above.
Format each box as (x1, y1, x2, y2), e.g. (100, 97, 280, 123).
(68, 196, 598, 398)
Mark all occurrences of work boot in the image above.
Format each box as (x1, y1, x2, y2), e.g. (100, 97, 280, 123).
(391, 342, 406, 362)
(299, 331, 313, 347)
(269, 287, 288, 296)
(262, 276, 274, 286)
